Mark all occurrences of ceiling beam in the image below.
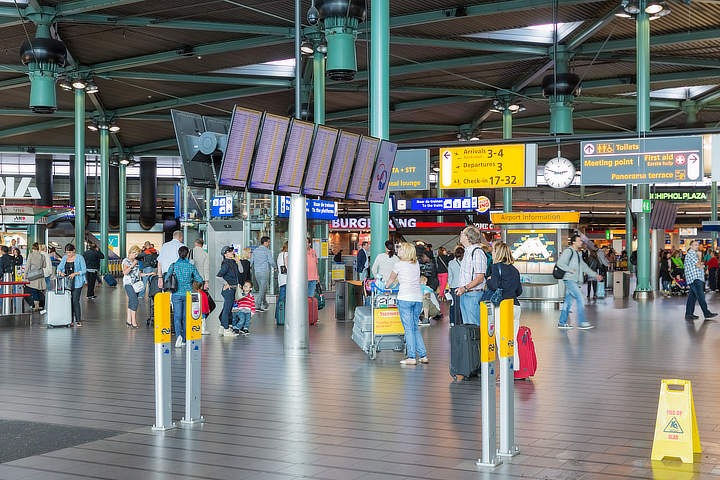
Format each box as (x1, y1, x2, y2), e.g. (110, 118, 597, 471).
(326, 95, 481, 121)
(86, 36, 290, 74)
(56, 0, 146, 15)
(578, 28, 720, 55)
(566, 7, 620, 51)
(482, 106, 670, 129)
(99, 71, 292, 87)
(388, 36, 547, 55)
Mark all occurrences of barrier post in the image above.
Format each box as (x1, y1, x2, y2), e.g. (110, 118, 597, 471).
(152, 292, 175, 431)
(2, 273, 11, 315)
(181, 291, 204, 425)
(477, 301, 501, 468)
(498, 299, 519, 457)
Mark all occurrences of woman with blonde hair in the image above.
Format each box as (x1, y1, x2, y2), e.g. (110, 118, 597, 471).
(486, 242, 523, 372)
(386, 242, 428, 365)
(239, 247, 252, 286)
(122, 245, 152, 328)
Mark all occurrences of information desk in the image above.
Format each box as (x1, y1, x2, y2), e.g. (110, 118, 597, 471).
(494, 216, 578, 308)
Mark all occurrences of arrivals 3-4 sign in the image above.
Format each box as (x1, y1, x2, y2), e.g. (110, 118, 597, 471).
(439, 144, 537, 189)
(581, 136, 703, 185)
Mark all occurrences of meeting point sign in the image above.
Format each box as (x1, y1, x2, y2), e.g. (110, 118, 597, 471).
(580, 136, 703, 185)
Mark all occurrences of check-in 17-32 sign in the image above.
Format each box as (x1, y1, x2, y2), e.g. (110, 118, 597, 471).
(581, 136, 703, 185)
(440, 144, 536, 189)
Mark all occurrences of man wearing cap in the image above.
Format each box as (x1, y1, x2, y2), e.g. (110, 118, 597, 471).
(217, 246, 242, 336)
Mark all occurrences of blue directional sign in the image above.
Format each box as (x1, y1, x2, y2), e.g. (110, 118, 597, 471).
(411, 197, 478, 211)
(210, 196, 233, 217)
(277, 196, 338, 220)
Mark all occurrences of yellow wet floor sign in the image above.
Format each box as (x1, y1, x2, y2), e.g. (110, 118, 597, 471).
(650, 379, 701, 463)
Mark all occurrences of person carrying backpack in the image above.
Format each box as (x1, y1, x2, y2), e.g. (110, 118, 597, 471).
(556, 234, 603, 330)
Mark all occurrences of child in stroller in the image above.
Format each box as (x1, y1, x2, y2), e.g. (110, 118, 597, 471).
(670, 274, 689, 295)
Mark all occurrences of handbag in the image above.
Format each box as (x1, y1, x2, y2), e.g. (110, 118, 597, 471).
(315, 282, 325, 310)
(279, 253, 287, 275)
(488, 264, 504, 307)
(132, 279, 144, 293)
(166, 265, 178, 293)
(552, 249, 574, 280)
(26, 267, 43, 281)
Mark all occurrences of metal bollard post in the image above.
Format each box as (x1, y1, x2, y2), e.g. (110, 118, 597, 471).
(498, 299, 519, 457)
(477, 301, 501, 468)
(2, 273, 12, 315)
(181, 291, 204, 425)
(152, 292, 175, 431)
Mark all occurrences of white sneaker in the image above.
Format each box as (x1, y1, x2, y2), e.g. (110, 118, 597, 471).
(558, 323, 574, 329)
(218, 326, 225, 335)
(577, 323, 595, 330)
(175, 336, 184, 348)
(224, 328, 238, 337)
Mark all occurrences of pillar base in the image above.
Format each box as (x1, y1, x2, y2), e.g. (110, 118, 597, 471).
(633, 290, 655, 301)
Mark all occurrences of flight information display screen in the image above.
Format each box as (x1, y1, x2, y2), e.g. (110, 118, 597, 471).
(276, 119, 315, 194)
(218, 106, 263, 190)
(346, 136, 380, 201)
(368, 140, 399, 204)
(303, 125, 339, 197)
(248, 113, 290, 191)
(325, 131, 360, 199)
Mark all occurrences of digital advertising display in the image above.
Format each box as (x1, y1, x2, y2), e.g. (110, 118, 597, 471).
(507, 230, 557, 264)
(325, 131, 360, 199)
(367, 140, 398, 204)
(248, 113, 290, 191)
(277, 119, 315, 194)
(347, 136, 380, 201)
(218, 106, 263, 190)
(303, 125, 339, 197)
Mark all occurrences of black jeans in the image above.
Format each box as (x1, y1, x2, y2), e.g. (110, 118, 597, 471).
(86, 271, 98, 297)
(686, 279, 711, 317)
(70, 286, 83, 324)
(221, 287, 236, 329)
(587, 280, 597, 298)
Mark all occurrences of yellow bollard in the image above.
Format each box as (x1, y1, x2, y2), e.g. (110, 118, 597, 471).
(497, 299, 518, 457)
(651, 379, 701, 463)
(152, 292, 174, 431)
(477, 301, 501, 467)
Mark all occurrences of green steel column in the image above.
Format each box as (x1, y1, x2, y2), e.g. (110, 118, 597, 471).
(712, 181, 718, 248)
(99, 127, 110, 274)
(118, 163, 127, 258)
(270, 191, 276, 295)
(313, 51, 325, 124)
(182, 178, 189, 242)
(369, 0, 390, 263)
(205, 187, 211, 245)
(502, 108, 512, 213)
(625, 185, 633, 251)
(74, 87, 85, 249)
(635, 0, 652, 295)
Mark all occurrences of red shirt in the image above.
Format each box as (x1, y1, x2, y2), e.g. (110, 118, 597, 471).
(233, 293, 256, 314)
(707, 256, 719, 269)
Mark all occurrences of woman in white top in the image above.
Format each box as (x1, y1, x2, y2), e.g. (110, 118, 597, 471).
(275, 241, 288, 325)
(122, 245, 152, 328)
(386, 242, 428, 366)
(371, 240, 399, 283)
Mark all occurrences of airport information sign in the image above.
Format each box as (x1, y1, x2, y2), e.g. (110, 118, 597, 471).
(277, 196, 337, 220)
(411, 197, 482, 211)
(210, 196, 233, 217)
(439, 144, 536, 188)
(389, 149, 429, 191)
(581, 136, 703, 185)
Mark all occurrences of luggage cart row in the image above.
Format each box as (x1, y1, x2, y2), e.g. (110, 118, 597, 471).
(352, 282, 406, 360)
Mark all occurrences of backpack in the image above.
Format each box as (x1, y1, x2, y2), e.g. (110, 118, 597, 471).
(514, 326, 537, 380)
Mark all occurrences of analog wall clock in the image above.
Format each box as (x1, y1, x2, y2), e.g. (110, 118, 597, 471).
(543, 157, 576, 188)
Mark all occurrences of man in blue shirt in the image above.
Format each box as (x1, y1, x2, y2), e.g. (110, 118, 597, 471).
(250, 236, 276, 312)
(684, 240, 717, 321)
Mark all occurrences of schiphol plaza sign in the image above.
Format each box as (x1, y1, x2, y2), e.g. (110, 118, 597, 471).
(0, 177, 41, 200)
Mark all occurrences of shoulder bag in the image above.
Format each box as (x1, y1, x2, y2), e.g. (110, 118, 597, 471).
(166, 264, 179, 293)
(552, 249, 574, 280)
(488, 264, 504, 307)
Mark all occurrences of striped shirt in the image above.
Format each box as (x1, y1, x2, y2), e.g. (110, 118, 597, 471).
(685, 249, 704, 283)
(233, 294, 256, 313)
(458, 244, 487, 291)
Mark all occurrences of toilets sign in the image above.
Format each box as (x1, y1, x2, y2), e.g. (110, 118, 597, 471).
(0, 177, 41, 200)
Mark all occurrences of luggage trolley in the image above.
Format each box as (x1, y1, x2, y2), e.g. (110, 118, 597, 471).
(354, 282, 406, 360)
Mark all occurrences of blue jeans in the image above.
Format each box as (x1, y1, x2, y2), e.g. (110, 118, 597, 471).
(233, 311, 251, 330)
(221, 287, 236, 329)
(171, 293, 186, 339)
(559, 280, 586, 326)
(686, 279, 712, 317)
(276, 284, 286, 323)
(662, 279, 671, 292)
(125, 284, 139, 311)
(308, 280, 317, 297)
(45, 277, 51, 291)
(397, 300, 426, 359)
(459, 290, 483, 326)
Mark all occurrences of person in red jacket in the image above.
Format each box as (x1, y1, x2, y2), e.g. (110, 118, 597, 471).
(231, 281, 255, 335)
(706, 251, 719, 291)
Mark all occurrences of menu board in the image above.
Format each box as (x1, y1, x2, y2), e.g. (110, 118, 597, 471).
(303, 125, 339, 197)
(248, 113, 290, 191)
(277, 119, 315, 194)
(325, 131, 360, 199)
(368, 140, 398, 204)
(347, 136, 380, 201)
(218, 106, 263, 189)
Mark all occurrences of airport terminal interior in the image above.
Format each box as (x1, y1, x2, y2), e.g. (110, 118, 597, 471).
(2, 0, 720, 479)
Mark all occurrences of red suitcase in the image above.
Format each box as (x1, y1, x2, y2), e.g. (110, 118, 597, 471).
(308, 296, 319, 326)
(514, 326, 537, 380)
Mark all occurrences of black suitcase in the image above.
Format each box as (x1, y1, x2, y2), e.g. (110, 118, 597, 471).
(449, 324, 482, 380)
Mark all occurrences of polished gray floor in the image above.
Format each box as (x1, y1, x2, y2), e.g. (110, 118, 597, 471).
(2, 285, 720, 479)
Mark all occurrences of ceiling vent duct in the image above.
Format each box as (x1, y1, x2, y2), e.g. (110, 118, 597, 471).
(542, 73, 581, 135)
(19, 36, 68, 114)
(316, 0, 367, 81)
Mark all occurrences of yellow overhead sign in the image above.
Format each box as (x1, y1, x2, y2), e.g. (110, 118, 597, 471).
(491, 211, 581, 224)
(440, 144, 526, 189)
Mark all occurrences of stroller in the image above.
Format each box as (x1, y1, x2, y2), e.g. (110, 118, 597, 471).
(670, 275, 689, 295)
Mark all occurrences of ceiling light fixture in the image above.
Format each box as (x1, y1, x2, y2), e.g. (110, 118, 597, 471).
(119, 157, 130, 165)
(87, 123, 98, 132)
(72, 79, 86, 90)
(645, 2, 664, 14)
(85, 80, 98, 94)
(58, 77, 72, 91)
(301, 39, 314, 55)
(109, 123, 120, 133)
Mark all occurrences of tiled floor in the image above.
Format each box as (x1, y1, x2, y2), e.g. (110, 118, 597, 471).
(2, 286, 720, 479)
